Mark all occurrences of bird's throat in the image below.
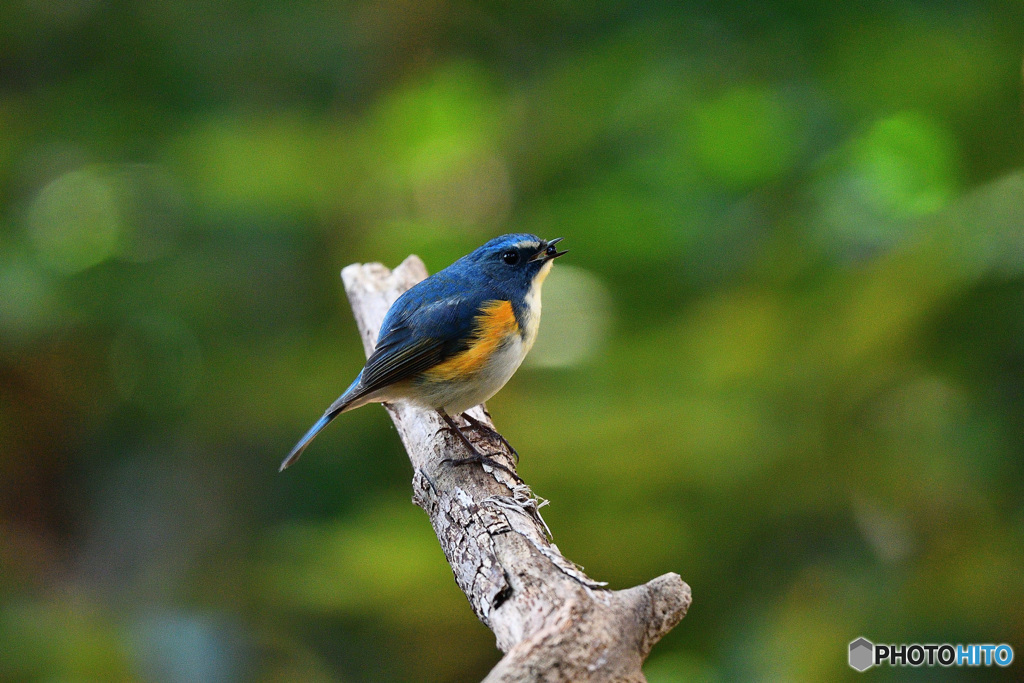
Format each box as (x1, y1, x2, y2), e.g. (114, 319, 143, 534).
(522, 260, 553, 349)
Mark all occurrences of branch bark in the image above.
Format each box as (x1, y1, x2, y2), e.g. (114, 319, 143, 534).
(341, 256, 691, 682)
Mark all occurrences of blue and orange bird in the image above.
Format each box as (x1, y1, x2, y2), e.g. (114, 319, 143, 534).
(279, 234, 567, 474)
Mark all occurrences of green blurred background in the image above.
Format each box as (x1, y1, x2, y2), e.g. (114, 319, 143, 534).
(2, 1, 1024, 681)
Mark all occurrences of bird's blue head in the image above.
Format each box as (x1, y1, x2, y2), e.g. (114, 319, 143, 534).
(458, 233, 567, 296)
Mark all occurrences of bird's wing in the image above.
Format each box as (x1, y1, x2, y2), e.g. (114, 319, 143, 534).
(357, 335, 450, 394)
(343, 279, 484, 403)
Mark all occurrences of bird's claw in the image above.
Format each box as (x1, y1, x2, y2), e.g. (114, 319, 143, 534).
(441, 452, 523, 484)
(458, 413, 520, 463)
(434, 416, 519, 464)
(435, 409, 522, 484)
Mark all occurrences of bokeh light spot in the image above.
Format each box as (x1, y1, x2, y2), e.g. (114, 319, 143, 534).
(26, 165, 124, 273)
(527, 264, 613, 369)
(813, 111, 958, 254)
(852, 112, 957, 217)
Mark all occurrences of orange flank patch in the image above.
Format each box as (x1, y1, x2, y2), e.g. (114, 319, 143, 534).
(423, 300, 519, 381)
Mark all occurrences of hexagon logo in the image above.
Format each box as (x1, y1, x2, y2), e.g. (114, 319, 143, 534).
(849, 637, 874, 672)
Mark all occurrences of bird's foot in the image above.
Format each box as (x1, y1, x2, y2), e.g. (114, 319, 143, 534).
(441, 451, 523, 484)
(433, 414, 519, 463)
(435, 409, 522, 483)
(458, 412, 519, 463)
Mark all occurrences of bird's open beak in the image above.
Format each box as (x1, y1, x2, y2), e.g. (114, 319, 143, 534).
(529, 237, 568, 262)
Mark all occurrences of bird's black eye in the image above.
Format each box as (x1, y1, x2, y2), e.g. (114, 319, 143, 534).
(546, 244, 557, 257)
(502, 250, 520, 265)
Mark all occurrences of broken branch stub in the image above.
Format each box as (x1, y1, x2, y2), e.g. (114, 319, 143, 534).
(340, 256, 690, 682)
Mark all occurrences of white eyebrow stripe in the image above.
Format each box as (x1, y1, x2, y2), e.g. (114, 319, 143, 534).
(512, 240, 540, 250)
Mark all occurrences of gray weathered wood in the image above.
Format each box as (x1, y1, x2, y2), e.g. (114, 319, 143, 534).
(341, 255, 691, 682)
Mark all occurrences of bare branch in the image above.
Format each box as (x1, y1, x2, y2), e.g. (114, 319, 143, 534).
(341, 256, 691, 682)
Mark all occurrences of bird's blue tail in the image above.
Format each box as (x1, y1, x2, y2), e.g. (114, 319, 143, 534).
(279, 376, 363, 472)
(279, 413, 334, 471)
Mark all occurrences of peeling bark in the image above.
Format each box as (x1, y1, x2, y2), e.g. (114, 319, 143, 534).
(341, 256, 691, 682)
